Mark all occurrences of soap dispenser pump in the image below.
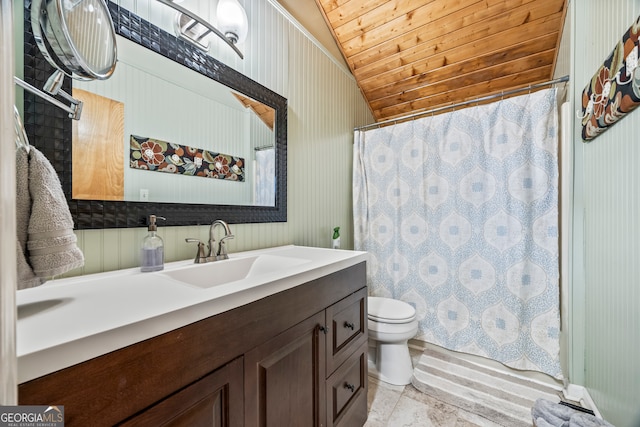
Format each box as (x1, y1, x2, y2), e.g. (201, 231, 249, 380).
(141, 215, 165, 272)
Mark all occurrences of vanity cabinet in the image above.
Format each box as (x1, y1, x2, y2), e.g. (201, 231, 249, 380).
(18, 262, 367, 427)
(245, 287, 368, 427)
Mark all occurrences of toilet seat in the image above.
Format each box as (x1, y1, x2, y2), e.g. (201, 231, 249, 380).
(368, 297, 416, 324)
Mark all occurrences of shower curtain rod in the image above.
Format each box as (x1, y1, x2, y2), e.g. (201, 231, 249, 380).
(354, 75, 569, 132)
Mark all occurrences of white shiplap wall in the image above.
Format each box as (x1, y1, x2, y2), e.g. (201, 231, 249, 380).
(71, 0, 373, 275)
(572, 1, 640, 425)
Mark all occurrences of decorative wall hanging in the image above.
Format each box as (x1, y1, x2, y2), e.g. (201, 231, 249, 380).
(130, 135, 245, 182)
(581, 15, 640, 141)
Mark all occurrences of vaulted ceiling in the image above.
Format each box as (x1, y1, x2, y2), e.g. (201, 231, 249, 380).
(310, 0, 568, 122)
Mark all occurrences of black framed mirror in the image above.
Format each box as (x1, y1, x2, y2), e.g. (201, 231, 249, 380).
(22, 1, 287, 229)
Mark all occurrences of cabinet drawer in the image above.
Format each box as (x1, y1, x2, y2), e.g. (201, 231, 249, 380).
(326, 287, 368, 374)
(326, 342, 368, 427)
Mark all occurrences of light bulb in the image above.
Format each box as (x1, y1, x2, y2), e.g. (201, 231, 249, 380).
(217, 0, 248, 44)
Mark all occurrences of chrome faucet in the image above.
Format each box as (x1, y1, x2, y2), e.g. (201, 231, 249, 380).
(185, 219, 234, 263)
(209, 219, 234, 260)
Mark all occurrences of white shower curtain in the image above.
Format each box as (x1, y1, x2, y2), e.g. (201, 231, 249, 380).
(254, 148, 275, 206)
(354, 89, 561, 378)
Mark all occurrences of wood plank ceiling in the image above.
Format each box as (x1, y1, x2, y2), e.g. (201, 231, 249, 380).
(314, 0, 567, 122)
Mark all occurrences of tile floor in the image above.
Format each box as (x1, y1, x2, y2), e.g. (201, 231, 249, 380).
(364, 348, 506, 427)
(364, 376, 505, 427)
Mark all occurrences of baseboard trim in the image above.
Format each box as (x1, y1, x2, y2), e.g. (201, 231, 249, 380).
(563, 384, 602, 419)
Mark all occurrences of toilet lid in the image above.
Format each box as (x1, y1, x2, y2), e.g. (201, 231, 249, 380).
(368, 297, 416, 323)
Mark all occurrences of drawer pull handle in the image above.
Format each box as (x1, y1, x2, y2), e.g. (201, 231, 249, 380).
(344, 321, 355, 330)
(344, 383, 355, 392)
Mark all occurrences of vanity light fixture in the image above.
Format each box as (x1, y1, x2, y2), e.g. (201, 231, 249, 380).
(157, 0, 248, 59)
(217, 0, 248, 45)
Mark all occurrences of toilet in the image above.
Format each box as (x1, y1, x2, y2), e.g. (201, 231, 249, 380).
(367, 296, 419, 386)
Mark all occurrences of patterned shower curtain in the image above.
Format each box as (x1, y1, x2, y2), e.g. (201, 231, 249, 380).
(353, 89, 561, 378)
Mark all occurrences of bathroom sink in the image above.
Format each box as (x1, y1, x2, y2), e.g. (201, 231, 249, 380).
(18, 298, 72, 320)
(161, 254, 311, 289)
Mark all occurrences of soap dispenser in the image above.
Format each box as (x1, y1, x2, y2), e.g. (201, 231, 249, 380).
(141, 215, 165, 272)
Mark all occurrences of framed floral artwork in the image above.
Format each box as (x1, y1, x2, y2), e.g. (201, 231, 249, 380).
(130, 135, 245, 182)
(581, 15, 640, 141)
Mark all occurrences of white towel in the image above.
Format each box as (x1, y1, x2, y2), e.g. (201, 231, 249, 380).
(16, 146, 42, 289)
(25, 146, 84, 279)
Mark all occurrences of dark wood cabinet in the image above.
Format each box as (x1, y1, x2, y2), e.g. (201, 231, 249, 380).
(19, 262, 367, 427)
(119, 357, 244, 427)
(245, 312, 326, 427)
(326, 342, 368, 427)
(326, 288, 368, 374)
(325, 288, 368, 427)
(245, 288, 368, 427)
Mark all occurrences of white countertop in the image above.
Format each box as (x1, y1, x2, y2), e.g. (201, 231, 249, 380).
(16, 245, 368, 383)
